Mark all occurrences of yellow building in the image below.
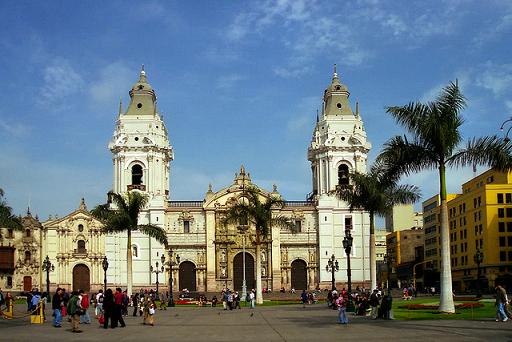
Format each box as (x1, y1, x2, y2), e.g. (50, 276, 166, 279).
(423, 168, 512, 292)
(450, 168, 512, 292)
(422, 193, 458, 273)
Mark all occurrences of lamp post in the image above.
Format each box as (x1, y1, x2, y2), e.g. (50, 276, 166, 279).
(151, 255, 165, 299)
(41, 255, 54, 295)
(325, 254, 339, 291)
(383, 254, 390, 290)
(238, 225, 249, 301)
(500, 118, 512, 143)
(342, 228, 354, 312)
(474, 249, 484, 297)
(167, 249, 180, 307)
(102, 256, 109, 293)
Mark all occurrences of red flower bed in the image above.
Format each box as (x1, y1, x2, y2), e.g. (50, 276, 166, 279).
(398, 302, 484, 310)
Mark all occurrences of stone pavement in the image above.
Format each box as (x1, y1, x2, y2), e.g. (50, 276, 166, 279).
(1, 304, 512, 341)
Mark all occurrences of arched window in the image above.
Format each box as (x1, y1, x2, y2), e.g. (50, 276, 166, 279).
(132, 244, 139, 258)
(338, 164, 349, 186)
(24, 250, 31, 262)
(25, 229, 31, 238)
(131, 164, 143, 185)
(77, 240, 86, 253)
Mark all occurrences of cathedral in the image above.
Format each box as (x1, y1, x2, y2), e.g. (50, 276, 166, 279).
(0, 66, 372, 294)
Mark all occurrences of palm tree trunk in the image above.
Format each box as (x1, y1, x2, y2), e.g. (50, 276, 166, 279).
(255, 233, 263, 305)
(369, 211, 377, 291)
(438, 163, 455, 313)
(127, 228, 133, 296)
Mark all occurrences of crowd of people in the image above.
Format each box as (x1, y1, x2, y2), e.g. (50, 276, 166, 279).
(3, 283, 512, 330)
(324, 287, 394, 324)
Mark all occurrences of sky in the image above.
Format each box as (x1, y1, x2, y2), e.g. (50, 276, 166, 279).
(0, 0, 511, 223)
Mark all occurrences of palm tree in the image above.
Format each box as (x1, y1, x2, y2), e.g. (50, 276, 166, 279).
(0, 188, 22, 230)
(222, 187, 294, 305)
(92, 191, 168, 295)
(334, 161, 421, 291)
(378, 81, 512, 313)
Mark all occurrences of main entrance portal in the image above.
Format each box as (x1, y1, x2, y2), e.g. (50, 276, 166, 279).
(73, 264, 90, 292)
(179, 261, 196, 291)
(291, 259, 307, 290)
(233, 252, 255, 291)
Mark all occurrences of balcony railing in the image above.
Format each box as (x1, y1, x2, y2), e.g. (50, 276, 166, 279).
(127, 184, 146, 191)
(168, 201, 203, 207)
(284, 201, 315, 207)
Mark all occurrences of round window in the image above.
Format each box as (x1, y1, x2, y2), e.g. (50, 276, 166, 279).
(78, 224, 84, 232)
(336, 103, 342, 109)
(341, 137, 346, 141)
(137, 103, 142, 108)
(138, 85, 144, 90)
(135, 137, 139, 141)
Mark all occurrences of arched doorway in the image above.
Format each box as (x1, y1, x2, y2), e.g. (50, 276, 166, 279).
(233, 252, 255, 291)
(179, 261, 196, 291)
(291, 259, 308, 290)
(23, 276, 32, 292)
(73, 264, 90, 292)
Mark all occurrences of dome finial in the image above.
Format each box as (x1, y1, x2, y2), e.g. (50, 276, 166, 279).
(141, 64, 145, 75)
(118, 97, 123, 116)
(333, 63, 338, 79)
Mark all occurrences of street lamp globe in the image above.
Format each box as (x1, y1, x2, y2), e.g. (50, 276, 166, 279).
(102, 256, 109, 271)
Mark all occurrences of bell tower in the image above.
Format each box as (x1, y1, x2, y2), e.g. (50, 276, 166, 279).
(308, 65, 372, 288)
(108, 66, 173, 225)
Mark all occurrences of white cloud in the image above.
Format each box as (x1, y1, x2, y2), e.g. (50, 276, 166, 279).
(39, 59, 84, 107)
(215, 74, 244, 89)
(0, 119, 31, 138)
(0, 145, 110, 219)
(89, 61, 134, 108)
(475, 63, 512, 97)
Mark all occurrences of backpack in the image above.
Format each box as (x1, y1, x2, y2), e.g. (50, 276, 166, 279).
(98, 294, 104, 303)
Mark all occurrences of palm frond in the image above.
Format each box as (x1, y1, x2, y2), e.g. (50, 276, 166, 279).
(102, 213, 131, 233)
(0, 189, 23, 230)
(448, 136, 512, 171)
(91, 203, 113, 223)
(378, 135, 437, 176)
(436, 81, 466, 115)
(138, 224, 168, 246)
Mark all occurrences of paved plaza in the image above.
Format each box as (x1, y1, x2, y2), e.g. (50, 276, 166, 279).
(2, 304, 512, 341)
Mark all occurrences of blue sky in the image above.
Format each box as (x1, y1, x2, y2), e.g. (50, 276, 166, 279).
(0, 0, 511, 222)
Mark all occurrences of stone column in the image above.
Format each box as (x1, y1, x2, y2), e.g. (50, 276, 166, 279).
(271, 214, 281, 291)
(205, 210, 216, 292)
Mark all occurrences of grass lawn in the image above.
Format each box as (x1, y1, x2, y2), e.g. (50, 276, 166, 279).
(391, 297, 496, 320)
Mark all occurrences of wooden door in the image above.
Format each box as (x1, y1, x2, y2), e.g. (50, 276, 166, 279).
(291, 259, 308, 290)
(179, 261, 196, 291)
(23, 276, 32, 292)
(73, 264, 90, 292)
(233, 252, 255, 291)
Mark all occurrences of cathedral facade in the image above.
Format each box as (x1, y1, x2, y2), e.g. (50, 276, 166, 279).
(0, 66, 372, 294)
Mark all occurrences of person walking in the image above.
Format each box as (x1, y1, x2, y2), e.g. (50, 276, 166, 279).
(370, 289, 379, 319)
(114, 288, 126, 327)
(79, 290, 91, 324)
(159, 291, 167, 310)
(301, 290, 308, 308)
(95, 290, 104, 317)
(102, 289, 115, 329)
(336, 294, 348, 324)
(52, 288, 63, 328)
(249, 289, 256, 309)
(495, 284, 509, 322)
(66, 291, 82, 333)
